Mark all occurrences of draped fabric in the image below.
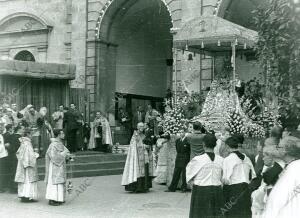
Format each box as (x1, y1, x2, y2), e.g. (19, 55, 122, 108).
(263, 160, 300, 218)
(15, 137, 38, 183)
(88, 117, 113, 149)
(0, 76, 67, 120)
(45, 138, 69, 185)
(121, 131, 154, 186)
(45, 162, 66, 202)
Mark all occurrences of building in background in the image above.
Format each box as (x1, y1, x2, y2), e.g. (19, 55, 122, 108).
(0, 0, 267, 143)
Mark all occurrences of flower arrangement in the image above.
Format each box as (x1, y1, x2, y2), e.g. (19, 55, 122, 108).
(160, 101, 188, 135)
(226, 108, 266, 138)
(240, 96, 281, 132)
(244, 123, 265, 138)
(226, 109, 246, 135)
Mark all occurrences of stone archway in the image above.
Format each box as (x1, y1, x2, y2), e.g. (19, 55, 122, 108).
(86, 0, 177, 121)
(85, 0, 182, 118)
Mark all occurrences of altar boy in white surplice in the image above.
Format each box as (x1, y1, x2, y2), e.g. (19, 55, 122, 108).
(45, 129, 71, 206)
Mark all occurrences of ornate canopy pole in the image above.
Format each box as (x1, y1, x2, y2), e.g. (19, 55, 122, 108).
(231, 40, 236, 81)
(173, 47, 178, 102)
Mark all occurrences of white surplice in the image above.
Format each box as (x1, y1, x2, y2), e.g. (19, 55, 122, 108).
(186, 153, 224, 186)
(45, 162, 65, 202)
(222, 152, 256, 185)
(263, 160, 300, 218)
(18, 169, 38, 200)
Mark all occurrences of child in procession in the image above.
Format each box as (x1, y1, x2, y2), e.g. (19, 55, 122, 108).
(222, 136, 256, 218)
(186, 134, 224, 218)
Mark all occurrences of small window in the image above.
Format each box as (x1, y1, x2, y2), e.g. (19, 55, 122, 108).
(14, 50, 35, 62)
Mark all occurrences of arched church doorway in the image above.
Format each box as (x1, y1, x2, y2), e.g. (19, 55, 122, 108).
(96, 0, 173, 143)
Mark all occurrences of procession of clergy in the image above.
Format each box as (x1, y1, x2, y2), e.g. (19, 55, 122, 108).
(1, 102, 300, 217)
(122, 121, 300, 218)
(0, 103, 113, 206)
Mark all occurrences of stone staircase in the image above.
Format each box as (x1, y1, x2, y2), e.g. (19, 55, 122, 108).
(37, 151, 126, 180)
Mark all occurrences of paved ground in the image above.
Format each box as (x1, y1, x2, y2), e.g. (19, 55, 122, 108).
(0, 175, 190, 218)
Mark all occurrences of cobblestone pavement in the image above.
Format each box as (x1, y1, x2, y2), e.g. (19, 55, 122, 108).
(0, 175, 190, 218)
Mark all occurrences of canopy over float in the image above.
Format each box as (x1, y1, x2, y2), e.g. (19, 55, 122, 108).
(172, 15, 258, 81)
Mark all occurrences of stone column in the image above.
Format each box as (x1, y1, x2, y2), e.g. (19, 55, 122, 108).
(96, 41, 117, 118)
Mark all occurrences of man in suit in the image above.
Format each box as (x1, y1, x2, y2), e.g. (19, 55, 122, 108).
(166, 129, 190, 192)
(187, 121, 206, 159)
(132, 106, 145, 130)
(63, 104, 82, 152)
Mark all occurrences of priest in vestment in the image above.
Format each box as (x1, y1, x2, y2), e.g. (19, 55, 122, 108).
(15, 133, 39, 202)
(45, 129, 70, 206)
(88, 111, 113, 152)
(121, 122, 154, 193)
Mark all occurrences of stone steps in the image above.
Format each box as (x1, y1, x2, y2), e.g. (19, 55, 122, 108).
(37, 152, 126, 180)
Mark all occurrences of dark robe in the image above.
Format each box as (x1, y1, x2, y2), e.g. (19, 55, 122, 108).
(168, 137, 190, 191)
(3, 133, 21, 192)
(249, 153, 265, 192)
(37, 117, 53, 156)
(63, 109, 82, 152)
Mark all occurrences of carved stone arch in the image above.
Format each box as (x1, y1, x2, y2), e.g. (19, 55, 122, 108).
(0, 12, 52, 32)
(0, 12, 53, 62)
(89, 0, 181, 40)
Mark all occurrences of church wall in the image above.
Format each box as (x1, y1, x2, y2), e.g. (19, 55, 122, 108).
(0, 0, 87, 90)
(69, 0, 87, 89)
(0, 0, 262, 119)
(214, 53, 263, 83)
(0, 0, 67, 63)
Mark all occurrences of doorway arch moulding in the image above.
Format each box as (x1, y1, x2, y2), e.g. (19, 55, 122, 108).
(93, 0, 182, 40)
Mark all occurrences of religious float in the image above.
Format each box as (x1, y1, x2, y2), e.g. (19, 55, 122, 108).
(157, 15, 282, 186)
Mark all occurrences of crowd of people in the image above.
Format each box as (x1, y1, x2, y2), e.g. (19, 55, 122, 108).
(0, 102, 114, 206)
(0, 112, 72, 205)
(122, 122, 300, 218)
(1, 100, 300, 216)
(0, 103, 113, 154)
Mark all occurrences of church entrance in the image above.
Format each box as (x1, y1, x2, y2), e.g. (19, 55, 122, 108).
(96, 0, 173, 143)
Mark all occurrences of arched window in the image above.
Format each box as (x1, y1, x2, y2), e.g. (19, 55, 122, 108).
(14, 50, 35, 62)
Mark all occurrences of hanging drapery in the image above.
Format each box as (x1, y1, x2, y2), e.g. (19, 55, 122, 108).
(0, 59, 76, 119)
(0, 76, 68, 120)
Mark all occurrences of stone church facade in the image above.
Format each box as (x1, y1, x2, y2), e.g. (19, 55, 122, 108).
(0, 0, 262, 133)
